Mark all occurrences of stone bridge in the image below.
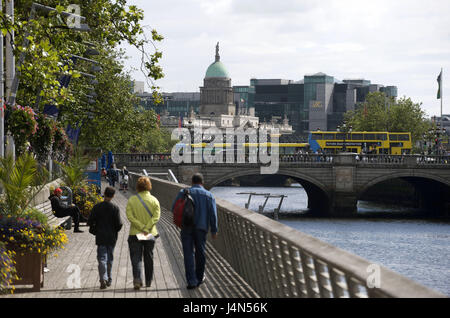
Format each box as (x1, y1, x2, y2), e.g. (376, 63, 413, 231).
(114, 153, 450, 217)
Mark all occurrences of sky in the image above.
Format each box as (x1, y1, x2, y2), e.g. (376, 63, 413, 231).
(120, 0, 450, 118)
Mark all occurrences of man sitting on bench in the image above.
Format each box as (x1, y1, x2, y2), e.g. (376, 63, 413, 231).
(48, 188, 84, 233)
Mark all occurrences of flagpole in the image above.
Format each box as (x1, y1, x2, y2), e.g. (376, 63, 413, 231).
(440, 67, 443, 156)
(441, 67, 443, 127)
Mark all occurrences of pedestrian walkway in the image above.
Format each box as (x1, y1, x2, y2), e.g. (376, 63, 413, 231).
(1, 184, 259, 298)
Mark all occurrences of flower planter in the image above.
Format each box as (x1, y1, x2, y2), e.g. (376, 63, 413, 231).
(10, 248, 44, 292)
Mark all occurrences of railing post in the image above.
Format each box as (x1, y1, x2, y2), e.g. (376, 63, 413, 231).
(328, 267, 348, 298)
(263, 231, 280, 298)
(257, 228, 275, 297)
(288, 247, 308, 297)
(269, 235, 287, 297)
(280, 239, 297, 297)
(313, 259, 333, 298)
(300, 251, 320, 298)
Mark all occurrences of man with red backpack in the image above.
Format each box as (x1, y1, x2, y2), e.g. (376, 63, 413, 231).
(172, 173, 218, 289)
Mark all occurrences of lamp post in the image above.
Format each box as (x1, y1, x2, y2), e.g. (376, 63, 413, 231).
(337, 122, 352, 153)
(426, 121, 447, 155)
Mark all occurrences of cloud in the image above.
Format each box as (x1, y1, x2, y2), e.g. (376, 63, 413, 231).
(121, 0, 450, 117)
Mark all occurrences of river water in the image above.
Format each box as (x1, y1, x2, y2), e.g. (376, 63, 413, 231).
(210, 185, 450, 296)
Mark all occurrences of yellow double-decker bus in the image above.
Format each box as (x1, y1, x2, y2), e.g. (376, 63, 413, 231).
(308, 131, 412, 155)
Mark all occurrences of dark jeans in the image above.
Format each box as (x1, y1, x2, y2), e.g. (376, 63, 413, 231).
(56, 206, 81, 229)
(97, 245, 114, 283)
(181, 228, 207, 287)
(128, 235, 155, 286)
(108, 178, 116, 187)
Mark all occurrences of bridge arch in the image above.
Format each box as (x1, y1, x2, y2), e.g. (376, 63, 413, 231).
(206, 168, 332, 216)
(358, 172, 450, 196)
(358, 172, 450, 215)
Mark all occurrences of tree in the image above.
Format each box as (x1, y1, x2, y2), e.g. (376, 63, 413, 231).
(344, 92, 430, 147)
(0, 1, 165, 154)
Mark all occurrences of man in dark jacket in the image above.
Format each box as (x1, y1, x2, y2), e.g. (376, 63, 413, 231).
(172, 173, 218, 289)
(49, 188, 83, 233)
(88, 187, 123, 289)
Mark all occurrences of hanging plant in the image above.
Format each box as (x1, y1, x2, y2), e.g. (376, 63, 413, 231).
(4, 104, 38, 157)
(52, 122, 73, 163)
(29, 114, 55, 163)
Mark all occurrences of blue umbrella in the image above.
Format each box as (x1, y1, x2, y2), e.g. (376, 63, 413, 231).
(101, 154, 106, 169)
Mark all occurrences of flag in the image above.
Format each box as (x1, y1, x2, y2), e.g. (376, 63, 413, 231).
(437, 70, 442, 99)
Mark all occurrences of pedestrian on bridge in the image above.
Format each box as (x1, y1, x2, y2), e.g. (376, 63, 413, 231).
(88, 187, 123, 289)
(172, 173, 218, 289)
(126, 176, 161, 290)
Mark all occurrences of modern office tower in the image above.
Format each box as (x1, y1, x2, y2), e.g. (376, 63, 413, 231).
(304, 73, 335, 132)
(251, 79, 306, 135)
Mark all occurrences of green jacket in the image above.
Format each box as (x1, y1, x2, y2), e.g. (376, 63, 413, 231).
(126, 191, 160, 236)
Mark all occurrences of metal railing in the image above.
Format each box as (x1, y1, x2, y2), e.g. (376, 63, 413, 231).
(356, 154, 450, 165)
(114, 153, 172, 163)
(115, 153, 450, 166)
(128, 172, 445, 298)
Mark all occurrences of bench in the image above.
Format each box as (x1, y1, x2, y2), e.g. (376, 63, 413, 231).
(33, 200, 72, 230)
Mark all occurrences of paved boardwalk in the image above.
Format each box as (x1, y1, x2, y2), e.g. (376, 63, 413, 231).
(2, 186, 258, 298)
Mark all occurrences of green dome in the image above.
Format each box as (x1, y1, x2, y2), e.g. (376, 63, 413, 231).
(205, 61, 229, 78)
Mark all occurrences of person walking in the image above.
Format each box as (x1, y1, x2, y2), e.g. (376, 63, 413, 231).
(172, 173, 218, 289)
(88, 187, 123, 289)
(48, 188, 83, 233)
(126, 176, 161, 290)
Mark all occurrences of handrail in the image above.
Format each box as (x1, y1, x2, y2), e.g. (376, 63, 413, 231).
(127, 172, 446, 298)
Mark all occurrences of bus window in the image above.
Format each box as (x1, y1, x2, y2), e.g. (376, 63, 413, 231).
(351, 133, 363, 140)
(336, 133, 351, 140)
(397, 134, 410, 141)
(323, 133, 335, 140)
(390, 134, 398, 141)
(365, 134, 376, 140)
(311, 133, 323, 140)
(376, 134, 388, 140)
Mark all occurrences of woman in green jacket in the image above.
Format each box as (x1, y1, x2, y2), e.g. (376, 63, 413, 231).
(126, 176, 160, 290)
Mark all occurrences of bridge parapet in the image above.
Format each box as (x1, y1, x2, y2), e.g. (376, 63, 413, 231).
(115, 153, 450, 167)
(127, 172, 445, 298)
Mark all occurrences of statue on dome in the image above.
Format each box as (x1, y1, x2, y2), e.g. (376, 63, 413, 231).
(215, 42, 220, 62)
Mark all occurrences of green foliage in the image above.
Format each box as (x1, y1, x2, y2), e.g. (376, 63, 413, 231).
(4, 105, 38, 157)
(344, 92, 430, 146)
(51, 121, 73, 163)
(60, 147, 91, 188)
(0, 153, 49, 216)
(22, 208, 49, 226)
(146, 128, 178, 153)
(0, 1, 165, 153)
(30, 114, 55, 163)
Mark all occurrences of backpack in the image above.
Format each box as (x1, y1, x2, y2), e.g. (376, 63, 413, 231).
(173, 189, 195, 228)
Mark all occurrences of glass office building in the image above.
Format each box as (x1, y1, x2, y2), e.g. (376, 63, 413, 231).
(251, 79, 307, 135)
